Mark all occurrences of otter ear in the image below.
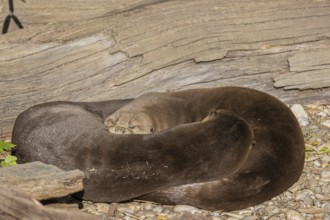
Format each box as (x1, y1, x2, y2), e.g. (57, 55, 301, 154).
(208, 109, 218, 117)
(106, 116, 117, 125)
(109, 118, 116, 124)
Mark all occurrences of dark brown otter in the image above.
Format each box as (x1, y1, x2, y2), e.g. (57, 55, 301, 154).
(12, 87, 305, 211)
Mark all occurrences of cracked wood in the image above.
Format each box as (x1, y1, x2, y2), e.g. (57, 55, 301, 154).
(0, 0, 330, 137)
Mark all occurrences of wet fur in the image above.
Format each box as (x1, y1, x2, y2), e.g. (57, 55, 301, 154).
(12, 87, 305, 211)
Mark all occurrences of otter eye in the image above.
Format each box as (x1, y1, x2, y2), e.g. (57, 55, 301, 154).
(150, 127, 154, 133)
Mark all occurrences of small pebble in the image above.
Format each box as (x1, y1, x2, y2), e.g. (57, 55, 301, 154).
(287, 210, 305, 220)
(321, 170, 330, 179)
(324, 203, 330, 213)
(317, 112, 327, 117)
(144, 210, 156, 217)
(266, 205, 280, 215)
(143, 203, 153, 210)
(153, 205, 163, 213)
(117, 206, 135, 214)
(321, 120, 330, 128)
(173, 204, 201, 214)
(303, 195, 314, 207)
(95, 203, 110, 214)
(268, 216, 281, 220)
(128, 203, 141, 211)
(313, 160, 321, 167)
(291, 104, 309, 126)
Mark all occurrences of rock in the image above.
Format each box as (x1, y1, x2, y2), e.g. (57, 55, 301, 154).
(324, 203, 330, 213)
(287, 210, 305, 220)
(266, 205, 280, 215)
(107, 203, 118, 217)
(173, 205, 201, 214)
(322, 155, 330, 168)
(321, 170, 330, 181)
(144, 210, 156, 218)
(117, 205, 135, 214)
(321, 120, 330, 128)
(223, 212, 245, 219)
(317, 112, 327, 117)
(313, 160, 321, 167)
(268, 216, 281, 220)
(143, 203, 154, 210)
(291, 104, 309, 127)
(157, 215, 170, 220)
(153, 205, 163, 213)
(321, 170, 330, 177)
(323, 203, 330, 220)
(172, 212, 211, 220)
(95, 203, 110, 214)
(303, 194, 314, 207)
(127, 203, 141, 211)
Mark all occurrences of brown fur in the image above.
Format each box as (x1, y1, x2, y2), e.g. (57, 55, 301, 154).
(105, 92, 193, 134)
(12, 87, 305, 211)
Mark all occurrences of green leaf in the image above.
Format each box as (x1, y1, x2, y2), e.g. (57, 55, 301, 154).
(319, 147, 330, 154)
(0, 141, 16, 151)
(1, 155, 17, 167)
(305, 145, 313, 152)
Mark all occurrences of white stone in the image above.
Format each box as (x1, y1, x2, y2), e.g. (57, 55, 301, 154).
(290, 104, 309, 126)
(268, 217, 281, 220)
(317, 112, 327, 117)
(129, 203, 142, 211)
(266, 205, 280, 215)
(173, 205, 201, 214)
(324, 202, 330, 213)
(321, 170, 330, 178)
(313, 160, 321, 167)
(303, 194, 314, 207)
(117, 205, 135, 214)
(143, 203, 153, 211)
(152, 205, 163, 213)
(144, 210, 156, 217)
(321, 120, 330, 128)
(95, 203, 110, 214)
(287, 210, 305, 220)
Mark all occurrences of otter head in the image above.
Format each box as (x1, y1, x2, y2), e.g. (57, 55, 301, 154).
(202, 109, 222, 122)
(105, 111, 155, 134)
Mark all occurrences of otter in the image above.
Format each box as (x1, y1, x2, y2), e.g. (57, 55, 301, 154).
(12, 87, 305, 211)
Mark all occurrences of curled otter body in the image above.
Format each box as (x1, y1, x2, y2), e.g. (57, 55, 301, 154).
(12, 87, 305, 211)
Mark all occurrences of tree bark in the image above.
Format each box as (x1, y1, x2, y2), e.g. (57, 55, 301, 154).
(0, 161, 84, 200)
(0, 0, 330, 137)
(0, 186, 98, 220)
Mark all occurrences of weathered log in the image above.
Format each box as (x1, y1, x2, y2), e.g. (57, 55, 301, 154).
(0, 161, 84, 200)
(1, 0, 330, 137)
(0, 186, 98, 220)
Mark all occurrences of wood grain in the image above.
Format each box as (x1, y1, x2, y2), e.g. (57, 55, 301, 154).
(0, 161, 84, 200)
(0, 186, 98, 220)
(1, 0, 330, 137)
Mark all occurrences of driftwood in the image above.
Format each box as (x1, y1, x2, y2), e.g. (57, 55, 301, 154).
(1, 0, 330, 137)
(0, 186, 98, 220)
(0, 161, 84, 200)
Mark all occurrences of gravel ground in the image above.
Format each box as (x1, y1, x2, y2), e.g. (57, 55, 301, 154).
(81, 103, 330, 220)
